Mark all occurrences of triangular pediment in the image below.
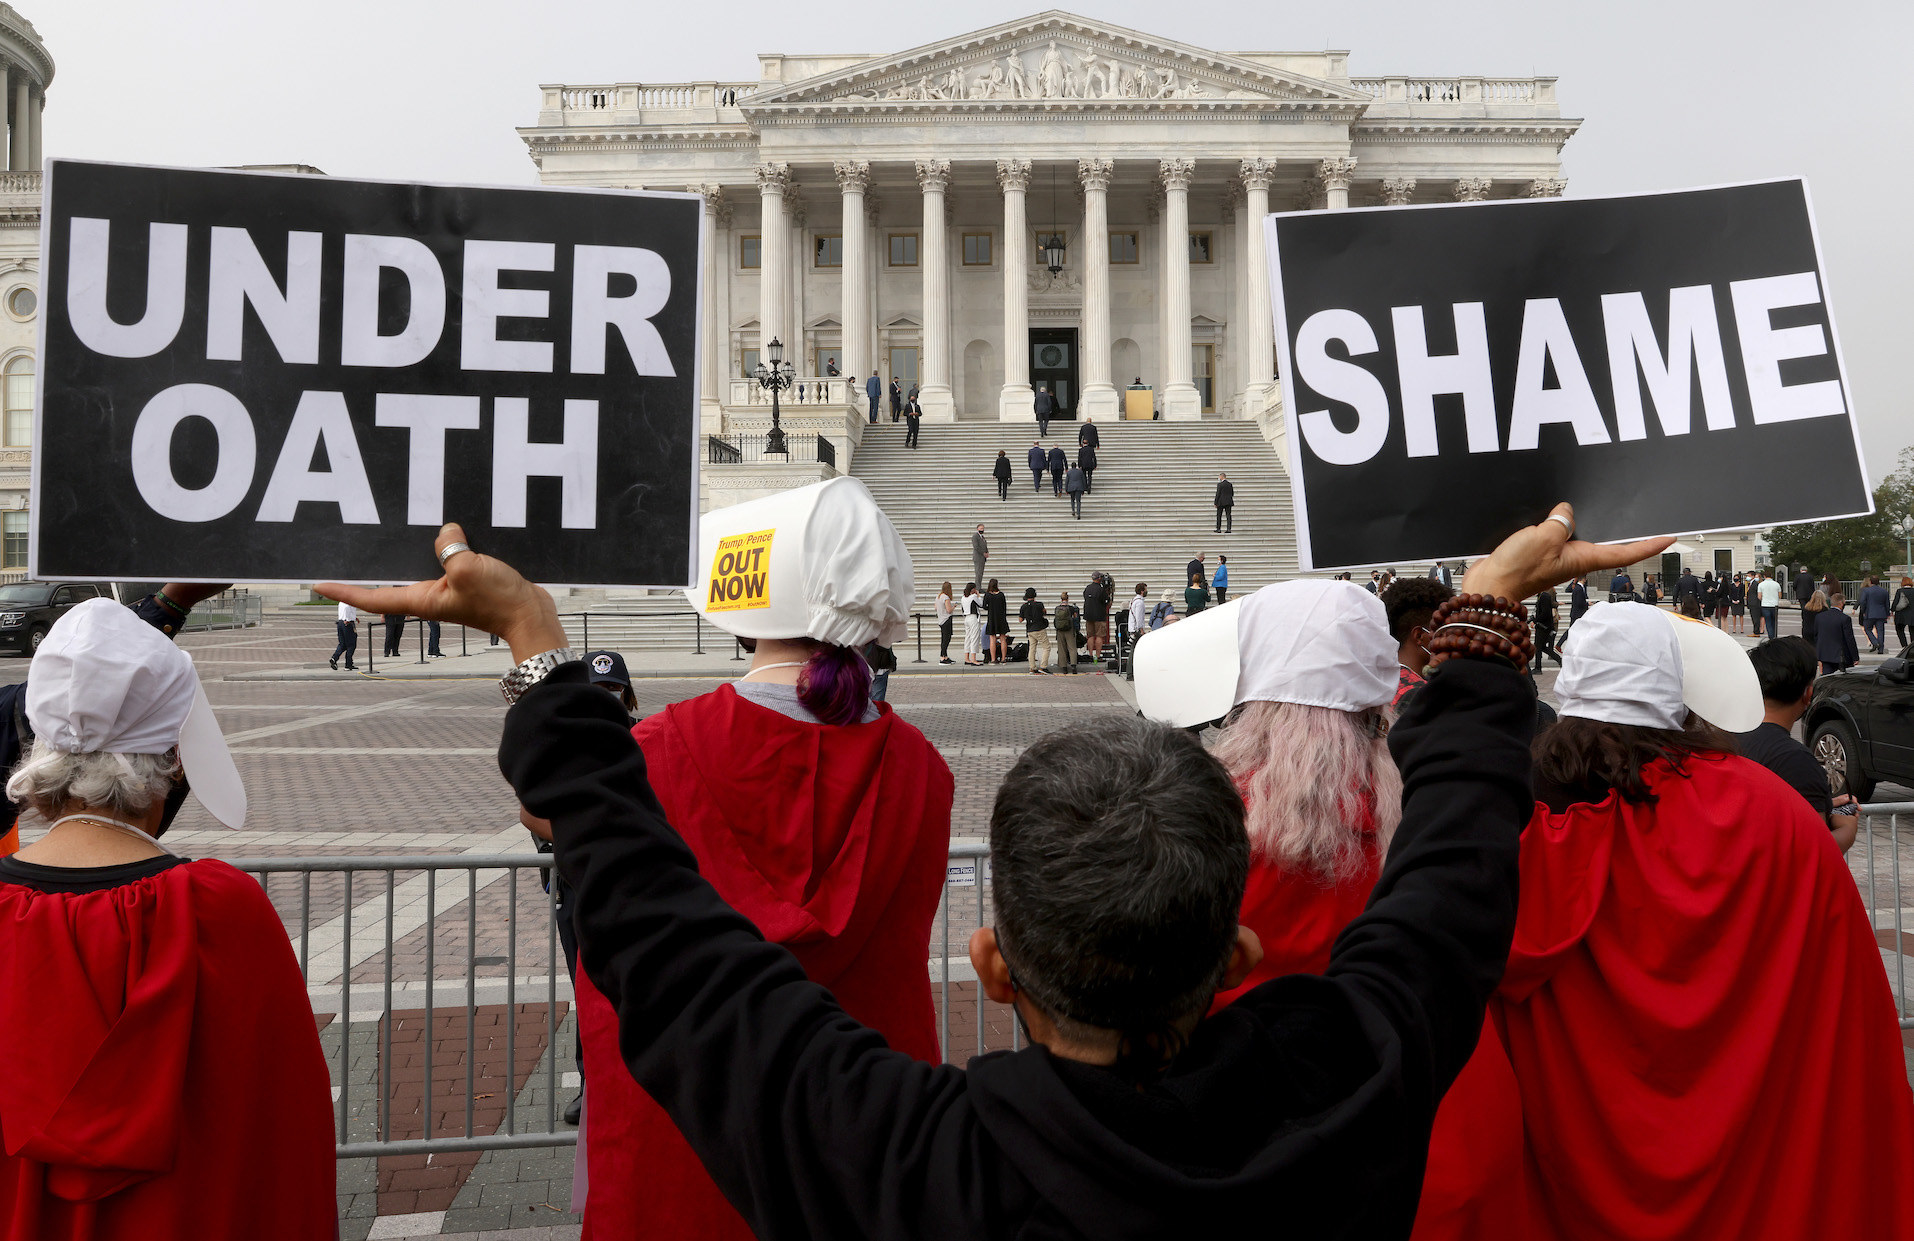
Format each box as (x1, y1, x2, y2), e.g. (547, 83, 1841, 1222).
(746, 11, 1367, 110)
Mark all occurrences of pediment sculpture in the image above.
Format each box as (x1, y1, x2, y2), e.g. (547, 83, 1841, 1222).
(1028, 268, 1083, 294)
(851, 40, 1257, 103)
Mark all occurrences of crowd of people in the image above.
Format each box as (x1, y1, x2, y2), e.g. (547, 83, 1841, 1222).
(4, 483, 1913, 1240)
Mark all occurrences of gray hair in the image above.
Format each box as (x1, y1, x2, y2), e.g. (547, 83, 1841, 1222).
(5, 739, 180, 821)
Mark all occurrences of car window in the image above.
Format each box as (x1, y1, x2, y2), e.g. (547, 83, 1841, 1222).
(50, 587, 73, 606)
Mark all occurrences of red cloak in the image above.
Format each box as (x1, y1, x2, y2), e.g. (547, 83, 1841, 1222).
(0, 859, 336, 1240)
(577, 683, 953, 1241)
(1214, 835, 1528, 1241)
(1487, 755, 1914, 1239)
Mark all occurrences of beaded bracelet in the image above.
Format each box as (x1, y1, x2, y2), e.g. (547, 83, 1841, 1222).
(1426, 593, 1534, 670)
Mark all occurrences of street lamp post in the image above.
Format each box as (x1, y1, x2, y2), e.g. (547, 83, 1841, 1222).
(752, 336, 797, 456)
(1895, 515, 1914, 571)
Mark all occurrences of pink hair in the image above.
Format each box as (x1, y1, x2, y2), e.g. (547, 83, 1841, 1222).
(1211, 700, 1402, 883)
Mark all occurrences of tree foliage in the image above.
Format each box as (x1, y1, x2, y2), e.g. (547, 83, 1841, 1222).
(1767, 447, 1914, 579)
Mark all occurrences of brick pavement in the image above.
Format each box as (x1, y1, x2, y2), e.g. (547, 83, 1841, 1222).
(9, 616, 1913, 1236)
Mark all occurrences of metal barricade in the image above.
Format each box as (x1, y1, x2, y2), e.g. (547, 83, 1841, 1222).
(235, 847, 1003, 1160)
(1857, 802, 1914, 1028)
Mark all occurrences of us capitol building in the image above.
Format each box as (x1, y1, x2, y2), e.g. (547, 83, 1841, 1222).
(519, 9, 1576, 452)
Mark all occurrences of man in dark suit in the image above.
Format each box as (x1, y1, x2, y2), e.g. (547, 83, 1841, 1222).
(1077, 417, 1099, 451)
(1027, 441, 1047, 493)
(889, 377, 903, 421)
(865, 372, 880, 423)
(1794, 565, 1817, 636)
(1214, 473, 1234, 533)
(1187, 554, 1207, 589)
(1076, 441, 1097, 493)
(903, 395, 922, 448)
(1034, 384, 1054, 437)
(1046, 444, 1067, 495)
(1532, 587, 1560, 670)
(382, 612, 406, 657)
(1568, 577, 1589, 626)
(825, 357, 839, 377)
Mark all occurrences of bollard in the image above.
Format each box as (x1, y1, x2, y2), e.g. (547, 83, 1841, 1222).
(417, 615, 427, 665)
(913, 612, 925, 663)
(731, 636, 746, 662)
(694, 614, 704, 655)
(460, 625, 468, 657)
(367, 623, 376, 674)
(583, 614, 591, 652)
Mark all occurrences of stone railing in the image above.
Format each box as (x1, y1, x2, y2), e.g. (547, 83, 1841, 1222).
(726, 376, 857, 407)
(540, 82, 759, 125)
(1348, 77, 1555, 113)
(0, 170, 41, 194)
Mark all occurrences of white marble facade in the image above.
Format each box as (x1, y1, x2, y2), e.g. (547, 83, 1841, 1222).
(0, 4, 53, 573)
(520, 11, 1578, 446)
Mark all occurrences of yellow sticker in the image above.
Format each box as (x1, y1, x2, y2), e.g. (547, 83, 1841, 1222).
(706, 528, 775, 612)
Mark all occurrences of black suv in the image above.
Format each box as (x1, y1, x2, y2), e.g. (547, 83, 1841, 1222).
(0, 582, 129, 656)
(1806, 657, 1914, 801)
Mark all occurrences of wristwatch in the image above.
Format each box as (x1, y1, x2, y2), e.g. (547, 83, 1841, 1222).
(500, 647, 579, 705)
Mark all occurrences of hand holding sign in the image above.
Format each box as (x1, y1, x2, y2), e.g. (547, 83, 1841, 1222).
(1460, 504, 1674, 603)
(316, 523, 566, 662)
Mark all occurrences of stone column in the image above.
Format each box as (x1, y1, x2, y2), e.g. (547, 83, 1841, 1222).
(1454, 177, 1493, 202)
(7, 77, 24, 172)
(915, 159, 955, 420)
(1526, 177, 1568, 198)
(755, 163, 790, 361)
(691, 185, 726, 432)
(0, 68, 9, 173)
(26, 87, 39, 172)
(1380, 177, 1417, 206)
(1160, 159, 1200, 419)
(787, 189, 805, 374)
(834, 160, 871, 390)
(1221, 193, 1242, 410)
(1240, 159, 1276, 410)
(996, 159, 1033, 420)
(1319, 158, 1356, 210)
(1077, 158, 1116, 418)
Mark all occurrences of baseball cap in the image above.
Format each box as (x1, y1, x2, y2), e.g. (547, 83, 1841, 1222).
(584, 649, 631, 690)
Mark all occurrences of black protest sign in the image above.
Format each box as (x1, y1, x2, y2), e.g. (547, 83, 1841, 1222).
(1268, 180, 1868, 570)
(33, 160, 702, 586)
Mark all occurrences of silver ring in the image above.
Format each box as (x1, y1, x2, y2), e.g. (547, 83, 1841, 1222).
(437, 541, 472, 567)
(1546, 514, 1574, 535)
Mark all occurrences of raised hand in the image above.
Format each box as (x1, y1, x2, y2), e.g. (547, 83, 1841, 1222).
(1461, 504, 1674, 604)
(315, 524, 567, 662)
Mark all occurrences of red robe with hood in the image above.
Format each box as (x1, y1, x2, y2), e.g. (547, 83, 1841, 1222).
(1481, 754, 1914, 1239)
(576, 683, 953, 1241)
(1212, 810, 1528, 1241)
(0, 857, 336, 1240)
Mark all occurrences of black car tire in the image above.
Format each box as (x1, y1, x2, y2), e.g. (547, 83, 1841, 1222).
(25, 625, 46, 655)
(1811, 718, 1876, 803)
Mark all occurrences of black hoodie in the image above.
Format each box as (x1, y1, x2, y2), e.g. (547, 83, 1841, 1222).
(513, 658, 1531, 1241)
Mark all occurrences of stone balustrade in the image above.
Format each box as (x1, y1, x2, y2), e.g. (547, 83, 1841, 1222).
(1347, 76, 1554, 113)
(726, 376, 857, 408)
(540, 82, 760, 125)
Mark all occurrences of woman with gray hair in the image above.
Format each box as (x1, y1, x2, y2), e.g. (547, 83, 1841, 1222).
(0, 598, 336, 1238)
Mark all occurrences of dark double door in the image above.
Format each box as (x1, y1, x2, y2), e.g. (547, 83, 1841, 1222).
(1030, 328, 1077, 420)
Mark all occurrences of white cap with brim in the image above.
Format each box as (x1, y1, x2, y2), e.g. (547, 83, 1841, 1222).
(1556, 602, 1763, 733)
(1133, 581, 1398, 728)
(25, 596, 247, 828)
(688, 476, 913, 649)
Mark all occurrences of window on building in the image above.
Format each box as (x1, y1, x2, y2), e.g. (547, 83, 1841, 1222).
(740, 348, 759, 378)
(813, 234, 842, 268)
(5, 287, 34, 319)
(4, 355, 30, 448)
(1193, 344, 1215, 413)
(1, 511, 23, 570)
(888, 234, 918, 267)
(739, 235, 761, 269)
(1109, 232, 1139, 264)
(1188, 232, 1213, 264)
(1715, 548, 1735, 577)
(962, 233, 993, 266)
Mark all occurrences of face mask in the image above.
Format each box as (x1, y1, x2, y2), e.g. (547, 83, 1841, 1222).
(155, 776, 192, 836)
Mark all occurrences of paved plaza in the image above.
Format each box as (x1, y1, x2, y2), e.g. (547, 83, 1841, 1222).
(7, 611, 1910, 1239)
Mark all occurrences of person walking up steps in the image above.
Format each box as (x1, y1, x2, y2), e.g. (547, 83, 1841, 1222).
(865, 372, 881, 423)
(1020, 588, 1051, 674)
(1026, 441, 1046, 493)
(1034, 383, 1054, 437)
(992, 450, 1012, 501)
(1065, 461, 1086, 519)
(1047, 444, 1067, 496)
(1076, 440, 1098, 494)
(1078, 416, 1100, 452)
(1215, 472, 1234, 533)
(903, 394, 922, 448)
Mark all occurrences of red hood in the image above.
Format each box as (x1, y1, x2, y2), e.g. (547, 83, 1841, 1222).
(632, 684, 953, 985)
(0, 865, 199, 1202)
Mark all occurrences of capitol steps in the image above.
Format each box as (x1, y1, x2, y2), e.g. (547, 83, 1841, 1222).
(848, 420, 1302, 610)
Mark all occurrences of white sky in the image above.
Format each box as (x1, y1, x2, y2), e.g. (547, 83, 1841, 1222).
(32, 0, 1913, 482)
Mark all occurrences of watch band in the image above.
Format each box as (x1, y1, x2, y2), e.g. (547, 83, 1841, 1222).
(500, 647, 580, 705)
